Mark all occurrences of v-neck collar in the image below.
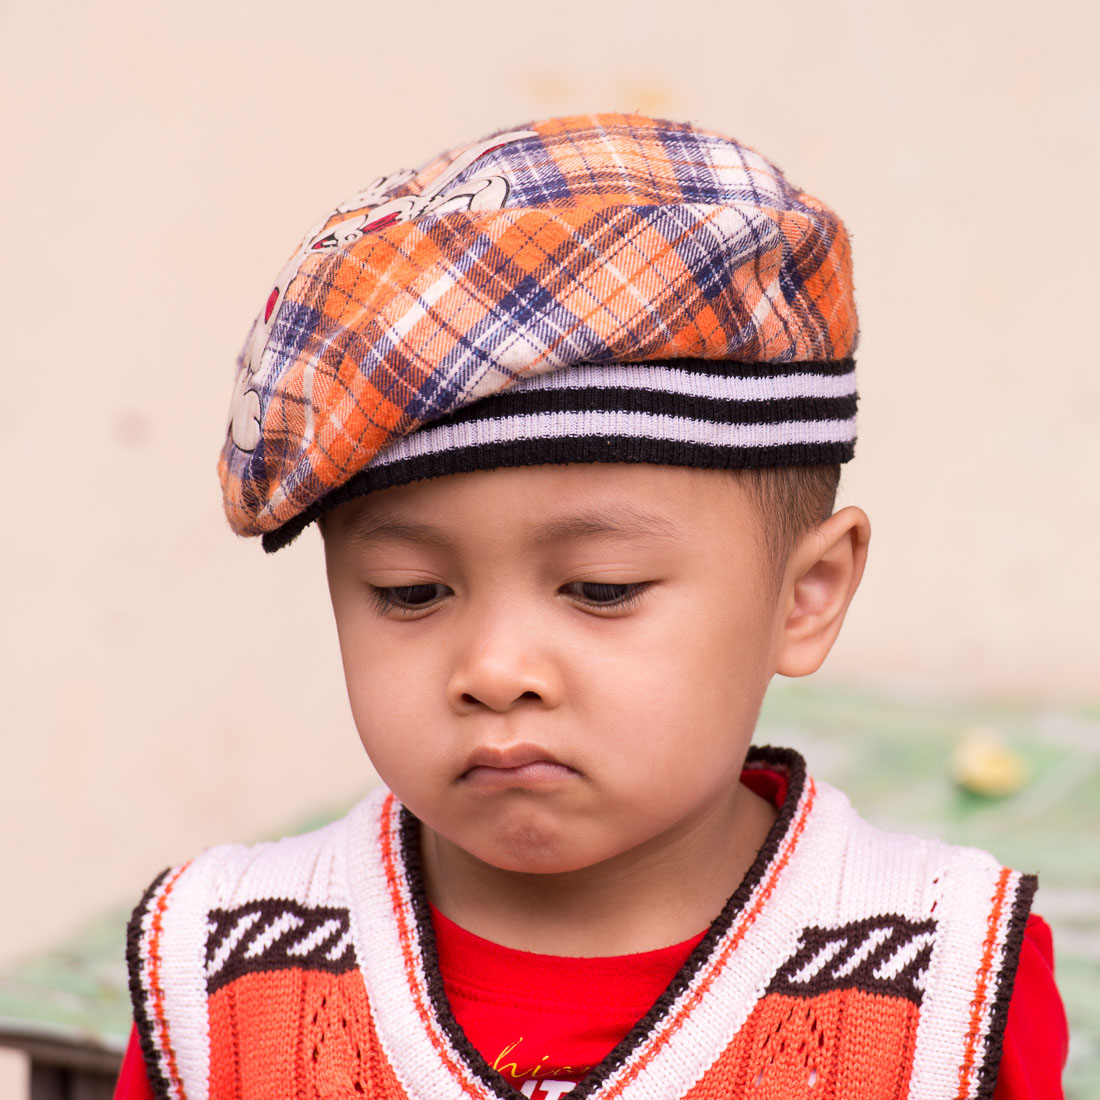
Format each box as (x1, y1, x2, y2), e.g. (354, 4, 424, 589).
(343, 746, 815, 1100)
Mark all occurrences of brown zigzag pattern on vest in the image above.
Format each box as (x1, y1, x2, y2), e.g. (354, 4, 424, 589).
(205, 899, 358, 993)
(767, 915, 938, 1005)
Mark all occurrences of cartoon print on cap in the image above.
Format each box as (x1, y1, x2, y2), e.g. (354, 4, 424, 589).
(227, 129, 538, 453)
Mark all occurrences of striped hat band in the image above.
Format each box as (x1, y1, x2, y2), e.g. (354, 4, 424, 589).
(264, 355, 856, 551)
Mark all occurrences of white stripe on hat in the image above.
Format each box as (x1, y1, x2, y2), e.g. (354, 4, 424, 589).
(510, 362, 857, 401)
(371, 410, 857, 467)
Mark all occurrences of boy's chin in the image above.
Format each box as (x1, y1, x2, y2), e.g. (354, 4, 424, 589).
(430, 814, 624, 878)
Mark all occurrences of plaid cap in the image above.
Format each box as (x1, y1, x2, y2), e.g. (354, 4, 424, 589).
(220, 113, 858, 551)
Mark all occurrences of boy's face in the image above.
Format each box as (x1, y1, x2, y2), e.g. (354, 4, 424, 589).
(323, 464, 789, 877)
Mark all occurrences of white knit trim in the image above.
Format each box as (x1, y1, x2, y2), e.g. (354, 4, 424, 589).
(509, 361, 857, 401)
(154, 862, 215, 1100)
(345, 789, 483, 1100)
(132, 872, 192, 1100)
(370, 411, 857, 467)
(598, 775, 821, 1099)
(908, 862, 1026, 1100)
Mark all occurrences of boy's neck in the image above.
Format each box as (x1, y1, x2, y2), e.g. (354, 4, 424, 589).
(418, 782, 778, 958)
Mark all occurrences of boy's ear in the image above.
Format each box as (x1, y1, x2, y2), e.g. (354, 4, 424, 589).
(774, 506, 871, 678)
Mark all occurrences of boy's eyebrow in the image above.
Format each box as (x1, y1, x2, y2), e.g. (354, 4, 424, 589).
(530, 509, 680, 545)
(341, 516, 453, 550)
(340, 507, 680, 549)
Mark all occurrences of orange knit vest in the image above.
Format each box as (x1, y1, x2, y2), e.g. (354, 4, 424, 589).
(127, 748, 1034, 1100)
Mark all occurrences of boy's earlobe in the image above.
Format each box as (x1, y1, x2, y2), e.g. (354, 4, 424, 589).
(774, 506, 871, 678)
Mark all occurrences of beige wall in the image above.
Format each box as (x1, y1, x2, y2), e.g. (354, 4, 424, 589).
(1, 3, 1097, 1081)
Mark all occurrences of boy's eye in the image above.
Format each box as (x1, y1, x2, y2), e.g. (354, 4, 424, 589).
(561, 581, 648, 609)
(370, 583, 451, 612)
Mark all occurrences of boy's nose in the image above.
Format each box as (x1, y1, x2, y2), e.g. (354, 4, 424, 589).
(445, 620, 563, 713)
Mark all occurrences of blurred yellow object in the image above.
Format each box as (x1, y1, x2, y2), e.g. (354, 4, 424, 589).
(950, 727, 1030, 798)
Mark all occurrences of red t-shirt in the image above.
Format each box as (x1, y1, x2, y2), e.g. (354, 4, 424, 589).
(431, 905, 705, 1099)
(114, 771, 1069, 1099)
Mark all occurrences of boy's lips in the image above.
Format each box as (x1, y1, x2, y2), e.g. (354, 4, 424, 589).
(459, 744, 577, 789)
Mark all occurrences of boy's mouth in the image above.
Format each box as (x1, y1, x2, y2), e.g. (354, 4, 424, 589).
(459, 744, 577, 789)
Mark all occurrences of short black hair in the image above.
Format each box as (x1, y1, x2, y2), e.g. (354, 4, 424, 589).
(733, 464, 842, 573)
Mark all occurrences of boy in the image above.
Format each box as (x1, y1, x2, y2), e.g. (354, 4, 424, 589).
(115, 114, 1066, 1099)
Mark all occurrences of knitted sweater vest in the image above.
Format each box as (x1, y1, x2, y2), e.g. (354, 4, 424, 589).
(127, 749, 1035, 1100)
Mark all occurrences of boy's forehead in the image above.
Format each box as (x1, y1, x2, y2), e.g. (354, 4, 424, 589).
(328, 465, 753, 549)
